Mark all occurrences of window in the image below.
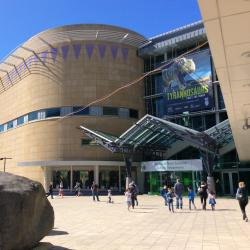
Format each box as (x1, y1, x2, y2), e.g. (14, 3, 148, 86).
(28, 111, 38, 121)
(7, 121, 14, 130)
(17, 116, 24, 126)
(0, 125, 4, 132)
(46, 108, 60, 118)
(81, 138, 98, 146)
(129, 109, 138, 119)
(103, 107, 118, 116)
(73, 106, 90, 115)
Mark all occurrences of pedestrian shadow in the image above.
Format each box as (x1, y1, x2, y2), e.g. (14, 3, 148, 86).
(136, 207, 158, 210)
(33, 242, 73, 250)
(47, 230, 69, 236)
(132, 211, 153, 213)
(214, 208, 237, 211)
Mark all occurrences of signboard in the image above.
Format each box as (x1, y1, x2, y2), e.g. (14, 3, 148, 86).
(141, 159, 203, 172)
(161, 49, 213, 115)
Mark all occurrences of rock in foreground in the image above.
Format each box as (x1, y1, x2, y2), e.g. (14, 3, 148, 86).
(0, 172, 54, 250)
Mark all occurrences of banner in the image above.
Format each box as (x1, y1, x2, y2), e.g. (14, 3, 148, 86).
(161, 49, 213, 115)
(141, 159, 203, 172)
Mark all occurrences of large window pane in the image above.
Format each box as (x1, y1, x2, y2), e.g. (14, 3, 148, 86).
(17, 116, 24, 126)
(46, 108, 61, 118)
(28, 111, 38, 121)
(73, 106, 90, 115)
(129, 109, 138, 118)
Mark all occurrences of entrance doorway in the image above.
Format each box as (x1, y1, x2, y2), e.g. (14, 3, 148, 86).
(222, 171, 238, 195)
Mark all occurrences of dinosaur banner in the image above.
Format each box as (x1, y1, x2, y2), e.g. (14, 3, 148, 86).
(160, 49, 213, 115)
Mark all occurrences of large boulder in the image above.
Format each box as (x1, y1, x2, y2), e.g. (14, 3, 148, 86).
(0, 172, 54, 250)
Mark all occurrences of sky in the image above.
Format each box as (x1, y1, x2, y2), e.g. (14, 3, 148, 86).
(0, 0, 201, 61)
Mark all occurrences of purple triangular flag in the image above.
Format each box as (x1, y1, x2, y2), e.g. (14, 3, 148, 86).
(41, 50, 48, 62)
(98, 44, 106, 59)
(61, 45, 69, 60)
(86, 44, 94, 59)
(122, 48, 128, 61)
(51, 48, 57, 62)
(110, 46, 118, 59)
(73, 44, 81, 59)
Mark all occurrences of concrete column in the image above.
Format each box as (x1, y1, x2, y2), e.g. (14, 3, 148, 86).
(94, 165, 99, 185)
(43, 167, 49, 192)
(70, 166, 73, 191)
(118, 166, 121, 192)
(136, 166, 144, 194)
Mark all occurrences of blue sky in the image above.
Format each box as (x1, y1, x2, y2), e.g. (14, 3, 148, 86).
(0, 0, 201, 61)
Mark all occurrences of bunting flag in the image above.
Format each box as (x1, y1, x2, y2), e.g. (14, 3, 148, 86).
(98, 44, 106, 59)
(61, 45, 69, 60)
(110, 46, 118, 60)
(86, 44, 94, 59)
(41, 50, 48, 62)
(73, 44, 81, 59)
(51, 48, 57, 62)
(122, 48, 129, 61)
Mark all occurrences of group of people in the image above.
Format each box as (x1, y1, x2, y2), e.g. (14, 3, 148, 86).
(46, 178, 249, 222)
(160, 179, 248, 222)
(161, 179, 217, 212)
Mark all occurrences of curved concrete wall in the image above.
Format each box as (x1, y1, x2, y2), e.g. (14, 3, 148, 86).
(0, 24, 145, 183)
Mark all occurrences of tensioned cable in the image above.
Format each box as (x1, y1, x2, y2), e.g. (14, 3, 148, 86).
(54, 40, 208, 122)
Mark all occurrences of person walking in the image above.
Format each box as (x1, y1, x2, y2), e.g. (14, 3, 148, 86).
(74, 181, 81, 197)
(187, 186, 196, 210)
(236, 182, 248, 222)
(174, 178, 184, 209)
(46, 182, 54, 199)
(129, 181, 138, 208)
(161, 185, 168, 206)
(166, 187, 174, 213)
(208, 191, 216, 211)
(91, 181, 100, 201)
(107, 188, 113, 203)
(59, 180, 64, 198)
(125, 188, 132, 211)
(198, 181, 208, 210)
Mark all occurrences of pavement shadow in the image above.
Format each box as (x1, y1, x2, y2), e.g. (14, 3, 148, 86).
(214, 208, 237, 211)
(136, 207, 157, 210)
(132, 211, 153, 213)
(32, 242, 73, 250)
(47, 230, 69, 236)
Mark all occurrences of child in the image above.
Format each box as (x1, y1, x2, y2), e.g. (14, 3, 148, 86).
(188, 186, 196, 210)
(107, 188, 113, 203)
(208, 191, 216, 210)
(125, 188, 132, 211)
(166, 188, 174, 213)
(59, 180, 64, 198)
(74, 182, 81, 197)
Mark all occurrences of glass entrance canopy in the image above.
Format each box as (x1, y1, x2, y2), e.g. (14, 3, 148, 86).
(79, 114, 234, 155)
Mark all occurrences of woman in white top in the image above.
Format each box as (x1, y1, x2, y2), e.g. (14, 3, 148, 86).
(125, 188, 132, 211)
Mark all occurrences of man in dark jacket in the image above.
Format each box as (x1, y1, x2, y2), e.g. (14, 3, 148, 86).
(236, 182, 248, 222)
(174, 179, 184, 209)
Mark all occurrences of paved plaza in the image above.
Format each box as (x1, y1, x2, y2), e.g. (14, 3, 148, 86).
(40, 195, 250, 250)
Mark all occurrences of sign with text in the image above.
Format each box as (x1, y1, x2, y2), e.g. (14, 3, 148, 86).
(161, 49, 213, 115)
(141, 159, 203, 172)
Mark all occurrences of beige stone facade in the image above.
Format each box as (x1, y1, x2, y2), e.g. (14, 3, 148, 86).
(0, 24, 146, 190)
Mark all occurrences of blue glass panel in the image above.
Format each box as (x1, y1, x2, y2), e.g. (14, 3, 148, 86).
(46, 108, 61, 118)
(7, 121, 14, 129)
(73, 44, 81, 59)
(28, 112, 38, 121)
(17, 116, 24, 126)
(73, 106, 90, 115)
(0, 124, 4, 132)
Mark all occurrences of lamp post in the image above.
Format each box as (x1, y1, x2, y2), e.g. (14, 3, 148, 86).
(0, 157, 12, 172)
